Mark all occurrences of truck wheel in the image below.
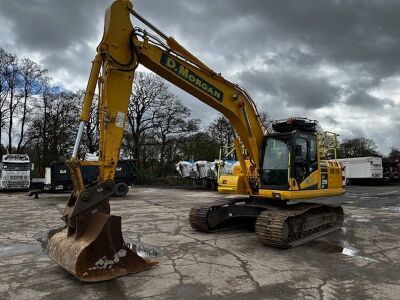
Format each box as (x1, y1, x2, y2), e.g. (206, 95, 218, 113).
(114, 182, 129, 197)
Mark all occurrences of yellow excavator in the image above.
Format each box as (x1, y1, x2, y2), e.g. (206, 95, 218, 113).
(47, 0, 345, 282)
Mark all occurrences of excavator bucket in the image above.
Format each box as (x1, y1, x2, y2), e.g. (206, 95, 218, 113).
(47, 212, 158, 282)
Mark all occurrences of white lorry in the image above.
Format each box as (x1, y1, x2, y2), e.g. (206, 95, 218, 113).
(0, 154, 31, 190)
(336, 156, 383, 184)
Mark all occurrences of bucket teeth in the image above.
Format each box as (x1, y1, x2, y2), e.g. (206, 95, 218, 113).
(47, 212, 158, 282)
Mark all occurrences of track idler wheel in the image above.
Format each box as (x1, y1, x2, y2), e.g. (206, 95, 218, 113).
(47, 212, 158, 282)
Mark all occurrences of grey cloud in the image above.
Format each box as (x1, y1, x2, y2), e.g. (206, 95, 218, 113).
(324, 116, 339, 126)
(0, 0, 108, 51)
(264, 47, 320, 68)
(237, 70, 279, 96)
(238, 69, 341, 109)
(345, 91, 394, 109)
(0, 0, 111, 90)
(280, 75, 341, 109)
(138, 0, 400, 84)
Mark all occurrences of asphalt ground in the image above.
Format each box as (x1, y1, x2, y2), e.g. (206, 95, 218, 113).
(0, 185, 399, 299)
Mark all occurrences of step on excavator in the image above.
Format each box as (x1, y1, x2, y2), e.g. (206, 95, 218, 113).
(47, 0, 345, 282)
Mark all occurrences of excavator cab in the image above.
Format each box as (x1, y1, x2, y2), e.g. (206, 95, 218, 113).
(260, 130, 319, 190)
(218, 117, 343, 199)
(255, 118, 344, 201)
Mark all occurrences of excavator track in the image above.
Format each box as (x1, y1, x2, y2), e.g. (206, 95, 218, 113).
(255, 204, 344, 248)
(190, 201, 344, 248)
(189, 201, 231, 232)
(189, 205, 213, 232)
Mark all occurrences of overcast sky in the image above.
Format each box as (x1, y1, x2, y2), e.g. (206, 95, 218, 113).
(0, 0, 399, 154)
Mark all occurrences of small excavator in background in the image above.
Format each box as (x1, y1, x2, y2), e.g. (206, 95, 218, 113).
(47, 0, 345, 282)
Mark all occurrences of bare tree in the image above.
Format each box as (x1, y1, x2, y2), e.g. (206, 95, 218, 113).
(179, 132, 220, 162)
(125, 72, 168, 163)
(388, 147, 400, 162)
(16, 58, 47, 153)
(0, 48, 11, 156)
(0, 48, 20, 154)
(208, 115, 235, 159)
(339, 137, 379, 158)
(74, 90, 99, 155)
(258, 111, 272, 134)
(3, 52, 20, 153)
(26, 89, 80, 174)
(152, 96, 199, 175)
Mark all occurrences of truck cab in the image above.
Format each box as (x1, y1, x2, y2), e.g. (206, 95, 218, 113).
(0, 154, 31, 190)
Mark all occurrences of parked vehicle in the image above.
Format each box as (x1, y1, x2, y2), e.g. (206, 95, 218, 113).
(176, 159, 239, 190)
(0, 154, 31, 190)
(383, 158, 400, 183)
(44, 159, 137, 196)
(337, 156, 383, 184)
(175, 161, 197, 178)
(30, 178, 45, 190)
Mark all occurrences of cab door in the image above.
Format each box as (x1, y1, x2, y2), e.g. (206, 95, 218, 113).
(293, 133, 318, 188)
(260, 135, 290, 190)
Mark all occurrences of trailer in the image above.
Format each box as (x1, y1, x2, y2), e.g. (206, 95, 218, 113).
(176, 160, 239, 190)
(44, 159, 137, 196)
(336, 156, 383, 184)
(0, 154, 31, 190)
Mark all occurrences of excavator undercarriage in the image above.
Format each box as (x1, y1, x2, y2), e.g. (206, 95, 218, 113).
(190, 200, 344, 248)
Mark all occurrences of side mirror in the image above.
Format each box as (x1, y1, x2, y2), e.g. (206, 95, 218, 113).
(31, 163, 35, 171)
(295, 145, 302, 157)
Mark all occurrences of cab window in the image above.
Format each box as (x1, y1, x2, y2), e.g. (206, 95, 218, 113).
(309, 139, 318, 173)
(294, 138, 308, 182)
(261, 137, 289, 186)
(295, 138, 307, 162)
(294, 136, 318, 183)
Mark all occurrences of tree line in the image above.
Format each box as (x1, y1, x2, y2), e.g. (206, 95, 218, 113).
(338, 137, 400, 167)
(1, 47, 399, 181)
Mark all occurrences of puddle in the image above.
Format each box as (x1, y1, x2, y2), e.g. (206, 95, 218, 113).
(347, 191, 400, 199)
(342, 201, 354, 205)
(124, 235, 164, 259)
(312, 242, 343, 253)
(311, 238, 378, 263)
(0, 228, 64, 259)
(34, 227, 64, 252)
(383, 206, 400, 213)
(374, 191, 400, 198)
(350, 215, 370, 222)
(346, 195, 360, 198)
(0, 243, 42, 258)
(341, 241, 379, 263)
